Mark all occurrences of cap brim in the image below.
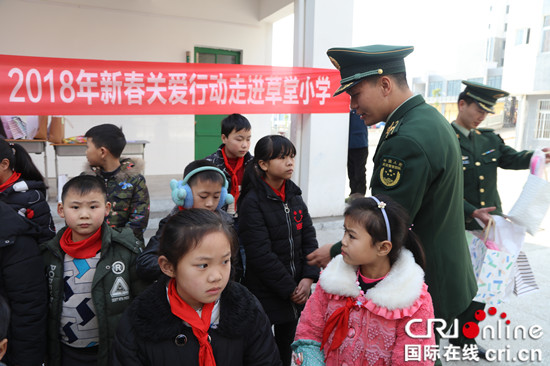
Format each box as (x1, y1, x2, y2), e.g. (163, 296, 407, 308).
(474, 100, 495, 114)
(332, 79, 362, 97)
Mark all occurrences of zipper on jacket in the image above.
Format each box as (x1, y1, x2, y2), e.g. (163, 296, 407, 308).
(283, 202, 299, 320)
(283, 202, 297, 279)
(267, 191, 300, 320)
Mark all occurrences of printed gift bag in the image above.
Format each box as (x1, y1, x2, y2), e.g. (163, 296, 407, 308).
(468, 216, 525, 305)
(513, 251, 539, 297)
(468, 237, 516, 305)
(0, 116, 38, 139)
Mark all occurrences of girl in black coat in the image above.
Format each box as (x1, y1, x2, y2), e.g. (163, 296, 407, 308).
(0, 200, 47, 366)
(237, 135, 320, 366)
(0, 138, 55, 243)
(112, 209, 281, 366)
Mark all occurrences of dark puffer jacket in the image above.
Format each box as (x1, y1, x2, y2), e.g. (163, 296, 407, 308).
(111, 279, 282, 366)
(0, 201, 47, 366)
(0, 177, 55, 243)
(237, 177, 319, 324)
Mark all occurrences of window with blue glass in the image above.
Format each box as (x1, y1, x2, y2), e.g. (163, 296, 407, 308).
(447, 80, 461, 96)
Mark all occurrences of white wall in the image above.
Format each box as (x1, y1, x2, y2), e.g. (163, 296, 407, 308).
(292, 0, 353, 217)
(0, 0, 276, 177)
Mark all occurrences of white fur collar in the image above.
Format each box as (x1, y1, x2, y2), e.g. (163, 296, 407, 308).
(319, 249, 425, 310)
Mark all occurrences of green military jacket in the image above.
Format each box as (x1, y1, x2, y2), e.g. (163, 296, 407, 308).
(451, 124, 532, 230)
(83, 158, 150, 243)
(370, 95, 477, 321)
(40, 223, 148, 366)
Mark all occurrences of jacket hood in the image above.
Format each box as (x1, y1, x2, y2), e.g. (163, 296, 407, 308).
(320, 249, 425, 311)
(83, 157, 145, 179)
(2, 178, 48, 194)
(0, 200, 42, 244)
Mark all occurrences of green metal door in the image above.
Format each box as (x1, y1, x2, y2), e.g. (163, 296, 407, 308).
(194, 47, 241, 159)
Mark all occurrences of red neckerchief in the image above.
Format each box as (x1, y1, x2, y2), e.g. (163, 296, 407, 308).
(262, 178, 286, 202)
(221, 146, 244, 204)
(59, 226, 102, 259)
(167, 278, 216, 366)
(321, 297, 355, 355)
(0, 171, 21, 193)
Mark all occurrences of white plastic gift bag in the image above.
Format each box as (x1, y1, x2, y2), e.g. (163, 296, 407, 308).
(507, 151, 550, 235)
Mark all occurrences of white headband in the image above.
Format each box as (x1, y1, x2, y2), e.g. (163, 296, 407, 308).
(369, 196, 391, 243)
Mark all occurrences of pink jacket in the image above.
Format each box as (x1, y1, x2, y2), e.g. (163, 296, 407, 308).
(295, 249, 435, 366)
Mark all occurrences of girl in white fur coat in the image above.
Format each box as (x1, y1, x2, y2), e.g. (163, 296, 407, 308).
(292, 196, 435, 366)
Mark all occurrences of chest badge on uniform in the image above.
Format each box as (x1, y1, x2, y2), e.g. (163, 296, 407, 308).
(380, 157, 404, 188)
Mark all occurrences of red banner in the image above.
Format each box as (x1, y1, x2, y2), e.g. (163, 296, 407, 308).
(0, 54, 349, 115)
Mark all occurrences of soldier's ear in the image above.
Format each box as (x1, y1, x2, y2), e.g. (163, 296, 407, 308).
(379, 76, 392, 96)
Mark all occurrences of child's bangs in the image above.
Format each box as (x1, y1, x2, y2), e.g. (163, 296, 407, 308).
(268, 137, 296, 160)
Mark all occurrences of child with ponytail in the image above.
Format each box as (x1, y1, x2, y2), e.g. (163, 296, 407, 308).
(0, 138, 55, 243)
(237, 135, 320, 366)
(292, 195, 435, 366)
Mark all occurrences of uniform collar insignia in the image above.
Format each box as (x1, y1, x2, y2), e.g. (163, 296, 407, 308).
(385, 120, 400, 138)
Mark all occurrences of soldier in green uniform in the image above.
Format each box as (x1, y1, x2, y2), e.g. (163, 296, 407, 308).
(306, 45, 478, 361)
(450, 81, 550, 356)
(452, 81, 550, 230)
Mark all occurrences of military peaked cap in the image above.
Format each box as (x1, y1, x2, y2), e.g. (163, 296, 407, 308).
(326, 44, 414, 96)
(462, 81, 509, 113)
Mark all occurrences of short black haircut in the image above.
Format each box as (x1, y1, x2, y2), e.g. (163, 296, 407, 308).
(221, 114, 251, 137)
(183, 159, 225, 187)
(84, 124, 126, 158)
(457, 90, 476, 105)
(0, 295, 10, 340)
(62, 175, 107, 203)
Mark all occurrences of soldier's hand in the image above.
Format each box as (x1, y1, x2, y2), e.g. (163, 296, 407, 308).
(471, 207, 497, 227)
(306, 244, 332, 268)
(542, 147, 550, 164)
